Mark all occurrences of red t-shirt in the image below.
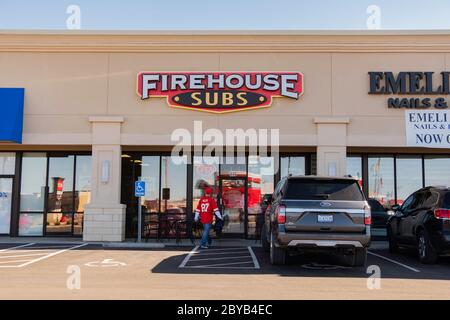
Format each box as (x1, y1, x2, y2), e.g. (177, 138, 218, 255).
(195, 196, 219, 224)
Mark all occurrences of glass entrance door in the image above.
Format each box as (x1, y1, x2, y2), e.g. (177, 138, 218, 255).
(0, 178, 13, 234)
(218, 178, 246, 236)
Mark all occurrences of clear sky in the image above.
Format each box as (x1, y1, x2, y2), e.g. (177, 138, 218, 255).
(1, 0, 450, 30)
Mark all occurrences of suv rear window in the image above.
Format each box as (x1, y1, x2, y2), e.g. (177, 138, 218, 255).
(444, 192, 450, 208)
(285, 179, 365, 201)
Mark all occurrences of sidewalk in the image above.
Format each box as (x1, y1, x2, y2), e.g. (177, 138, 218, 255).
(0, 236, 262, 249)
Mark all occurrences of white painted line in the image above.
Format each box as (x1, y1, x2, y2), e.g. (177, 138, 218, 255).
(16, 243, 89, 268)
(18, 245, 78, 250)
(189, 255, 252, 262)
(368, 251, 421, 273)
(0, 243, 35, 252)
(179, 245, 199, 268)
(196, 247, 248, 252)
(184, 266, 257, 269)
(192, 250, 251, 256)
(0, 252, 49, 259)
(248, 246, 260, 269)
(0, 259, 31, 265)
(185, 261, 255, 268)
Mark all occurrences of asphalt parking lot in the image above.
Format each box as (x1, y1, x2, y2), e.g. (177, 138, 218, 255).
(0, 241, 449, 299)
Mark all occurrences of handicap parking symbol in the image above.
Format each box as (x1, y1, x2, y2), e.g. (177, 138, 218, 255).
(135, 181, 145, 197)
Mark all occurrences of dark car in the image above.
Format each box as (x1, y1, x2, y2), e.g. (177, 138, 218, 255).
(387, 186, 450, 264)
(368, 198, 391, 228)
(261, 176, 371, 266)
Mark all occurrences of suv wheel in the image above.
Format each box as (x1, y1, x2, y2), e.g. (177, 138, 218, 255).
(269, 231, 286, 265)
(353, 248, 367, 267)
(261, 224, 270, 253)
(417, 229, 438, 264)
(387, 226, 399, 253)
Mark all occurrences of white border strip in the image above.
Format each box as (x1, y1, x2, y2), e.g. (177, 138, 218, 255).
(16, 243, 88, 268)
(248, 246, 260, 269)
(0, 243, 35, 252)
(179, 245, 199, 268)
(368, 251, 421, 273)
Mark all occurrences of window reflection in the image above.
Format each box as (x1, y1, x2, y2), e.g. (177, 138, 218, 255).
(368, 156, 395, 207)
(425, 156, 450, 187)
(280, 156, 305, 178)
(0, 153, 15, 175)
(20, 153, 47, 212)
(141, 156, 160, 213)
(161, 156, 187, 215)
(346, 156, 362, 186)
(247, 156, 274, 238)
(193, 156, 219, 212)
(46, 155, 74, 234)
(396, 156, 423, 205)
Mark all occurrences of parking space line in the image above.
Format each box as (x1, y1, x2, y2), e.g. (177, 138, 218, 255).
(192, 250, 249, 256)
(189, 255, 252, 262)
(0, 252, 50, 259)
(185, 261, 256, 268)
(0, 259, 31, 265)
(368, 251, 421, 273)
(179, 245, 199, 268)
(0, 243, 35, 252)
(248, 246, 260, 269)
(179, 246, 260, 269)
(195, 247, 249, 252)
(16, 243, 88, 268)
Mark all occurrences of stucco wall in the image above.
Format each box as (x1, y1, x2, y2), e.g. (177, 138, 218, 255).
(1, 32, 450, 148)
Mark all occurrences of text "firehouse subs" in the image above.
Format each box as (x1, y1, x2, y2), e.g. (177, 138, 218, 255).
(137, 72, 303, 113)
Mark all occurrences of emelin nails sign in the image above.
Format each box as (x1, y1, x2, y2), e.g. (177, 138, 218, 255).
(137, 72, 303, 113)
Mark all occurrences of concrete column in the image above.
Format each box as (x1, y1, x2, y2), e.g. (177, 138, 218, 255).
(314, 117, 350, 177)
(83, 116, 126, 242)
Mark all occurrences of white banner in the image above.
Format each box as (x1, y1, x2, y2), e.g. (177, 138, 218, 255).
(405, 110, 450, 148)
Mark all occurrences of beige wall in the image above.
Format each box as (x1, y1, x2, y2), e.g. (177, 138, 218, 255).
(1, 32, 450, 149)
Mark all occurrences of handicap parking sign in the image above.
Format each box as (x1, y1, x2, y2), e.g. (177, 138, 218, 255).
(135, 181, 145, 197)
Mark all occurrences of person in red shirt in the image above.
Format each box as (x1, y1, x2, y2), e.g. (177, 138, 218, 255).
(194, 186, 221, 249)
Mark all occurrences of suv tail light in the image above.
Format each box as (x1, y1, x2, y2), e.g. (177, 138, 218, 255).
(364, 205, 372, 225)
(434, 208, 450, 220)
(275, 205, 286, 224)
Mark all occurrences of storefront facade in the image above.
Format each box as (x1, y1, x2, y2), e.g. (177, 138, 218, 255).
(0, 31, 449, 241)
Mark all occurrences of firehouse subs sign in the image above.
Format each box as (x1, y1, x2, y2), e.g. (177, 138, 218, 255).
(137, 72, 303, 113)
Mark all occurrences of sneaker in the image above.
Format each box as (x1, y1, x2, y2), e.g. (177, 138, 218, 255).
(200, 245, 209, 249)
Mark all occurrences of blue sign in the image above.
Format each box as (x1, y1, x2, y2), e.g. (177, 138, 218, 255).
(135, 181, 146, 197)
(0, 88, 24, 144)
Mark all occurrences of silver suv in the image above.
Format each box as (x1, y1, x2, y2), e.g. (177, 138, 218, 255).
(261, 176, 371, 266)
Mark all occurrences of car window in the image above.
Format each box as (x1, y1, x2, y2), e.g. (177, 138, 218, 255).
(368, 199, 385, 212)
(422, 191, 439, 208)
(274, 179, 284, 198)
(401, 194, 415, 211)
(284, 179, 364, 201)
(406, 191, 426, 212)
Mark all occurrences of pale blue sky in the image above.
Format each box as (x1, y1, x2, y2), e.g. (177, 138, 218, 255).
(1, 0, 450, 30)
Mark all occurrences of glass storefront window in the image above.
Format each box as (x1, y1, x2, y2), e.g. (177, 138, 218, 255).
(19, 213, 44, 236)
(160, 155, 187, 215)
(74, 155, 92, 235)
(368, 156, 395, 208)
(141, 156, 160, 213)
(20, 153, 47, 212)
(247, 156, 274, 238)
(75, 155, 92, 212)
(193, 156, 219, 211)
(280, 156, 305, 178)
(0, 153, 15, 175)
(425, 156, 450, 187)
(0, 178, 13, 234)
(396, 156, 423, 205)
(347, 156, 362, 186)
